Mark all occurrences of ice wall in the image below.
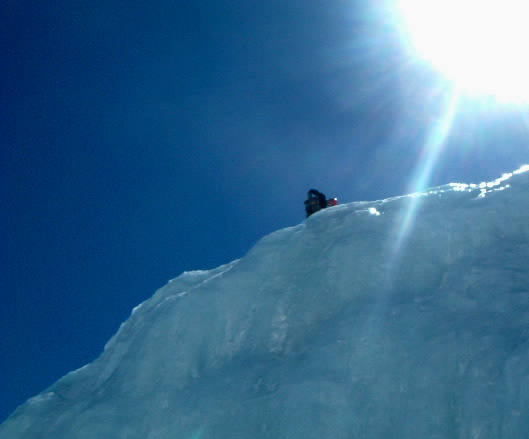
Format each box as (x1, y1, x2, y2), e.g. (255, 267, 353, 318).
(2, 168, 529, 439)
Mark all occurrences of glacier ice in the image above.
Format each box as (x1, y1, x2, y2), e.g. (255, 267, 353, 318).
(2, 168, 529, 438)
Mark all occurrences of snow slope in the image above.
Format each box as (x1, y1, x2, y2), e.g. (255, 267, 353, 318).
(3, 168, 529, 438)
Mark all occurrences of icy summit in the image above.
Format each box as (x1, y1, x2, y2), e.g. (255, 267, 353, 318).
(2, 167, 529, 438)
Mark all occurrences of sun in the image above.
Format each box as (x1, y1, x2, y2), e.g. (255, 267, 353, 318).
(398, 0, 529, 103)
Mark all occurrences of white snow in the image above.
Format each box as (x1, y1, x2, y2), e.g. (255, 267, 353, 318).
(3, 166, 529, 438)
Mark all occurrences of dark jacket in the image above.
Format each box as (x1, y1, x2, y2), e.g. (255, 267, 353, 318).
(304, 189, 327, 217)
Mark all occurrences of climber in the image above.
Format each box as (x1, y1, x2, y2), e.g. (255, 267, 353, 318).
(304, 189, 338, 217)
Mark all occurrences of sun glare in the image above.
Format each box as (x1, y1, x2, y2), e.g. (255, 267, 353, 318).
(398, 0, 529, 102)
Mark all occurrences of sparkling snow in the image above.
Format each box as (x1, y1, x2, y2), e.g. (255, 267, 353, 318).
(2, 167, 529, 438)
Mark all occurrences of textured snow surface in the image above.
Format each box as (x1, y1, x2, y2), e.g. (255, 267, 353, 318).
(3, 167, 529, 438)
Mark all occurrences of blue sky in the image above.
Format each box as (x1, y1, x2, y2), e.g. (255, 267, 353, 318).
(2, 0, 529, 422)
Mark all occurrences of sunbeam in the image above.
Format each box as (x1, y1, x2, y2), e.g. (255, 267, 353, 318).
(391, 90, 461, 257)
